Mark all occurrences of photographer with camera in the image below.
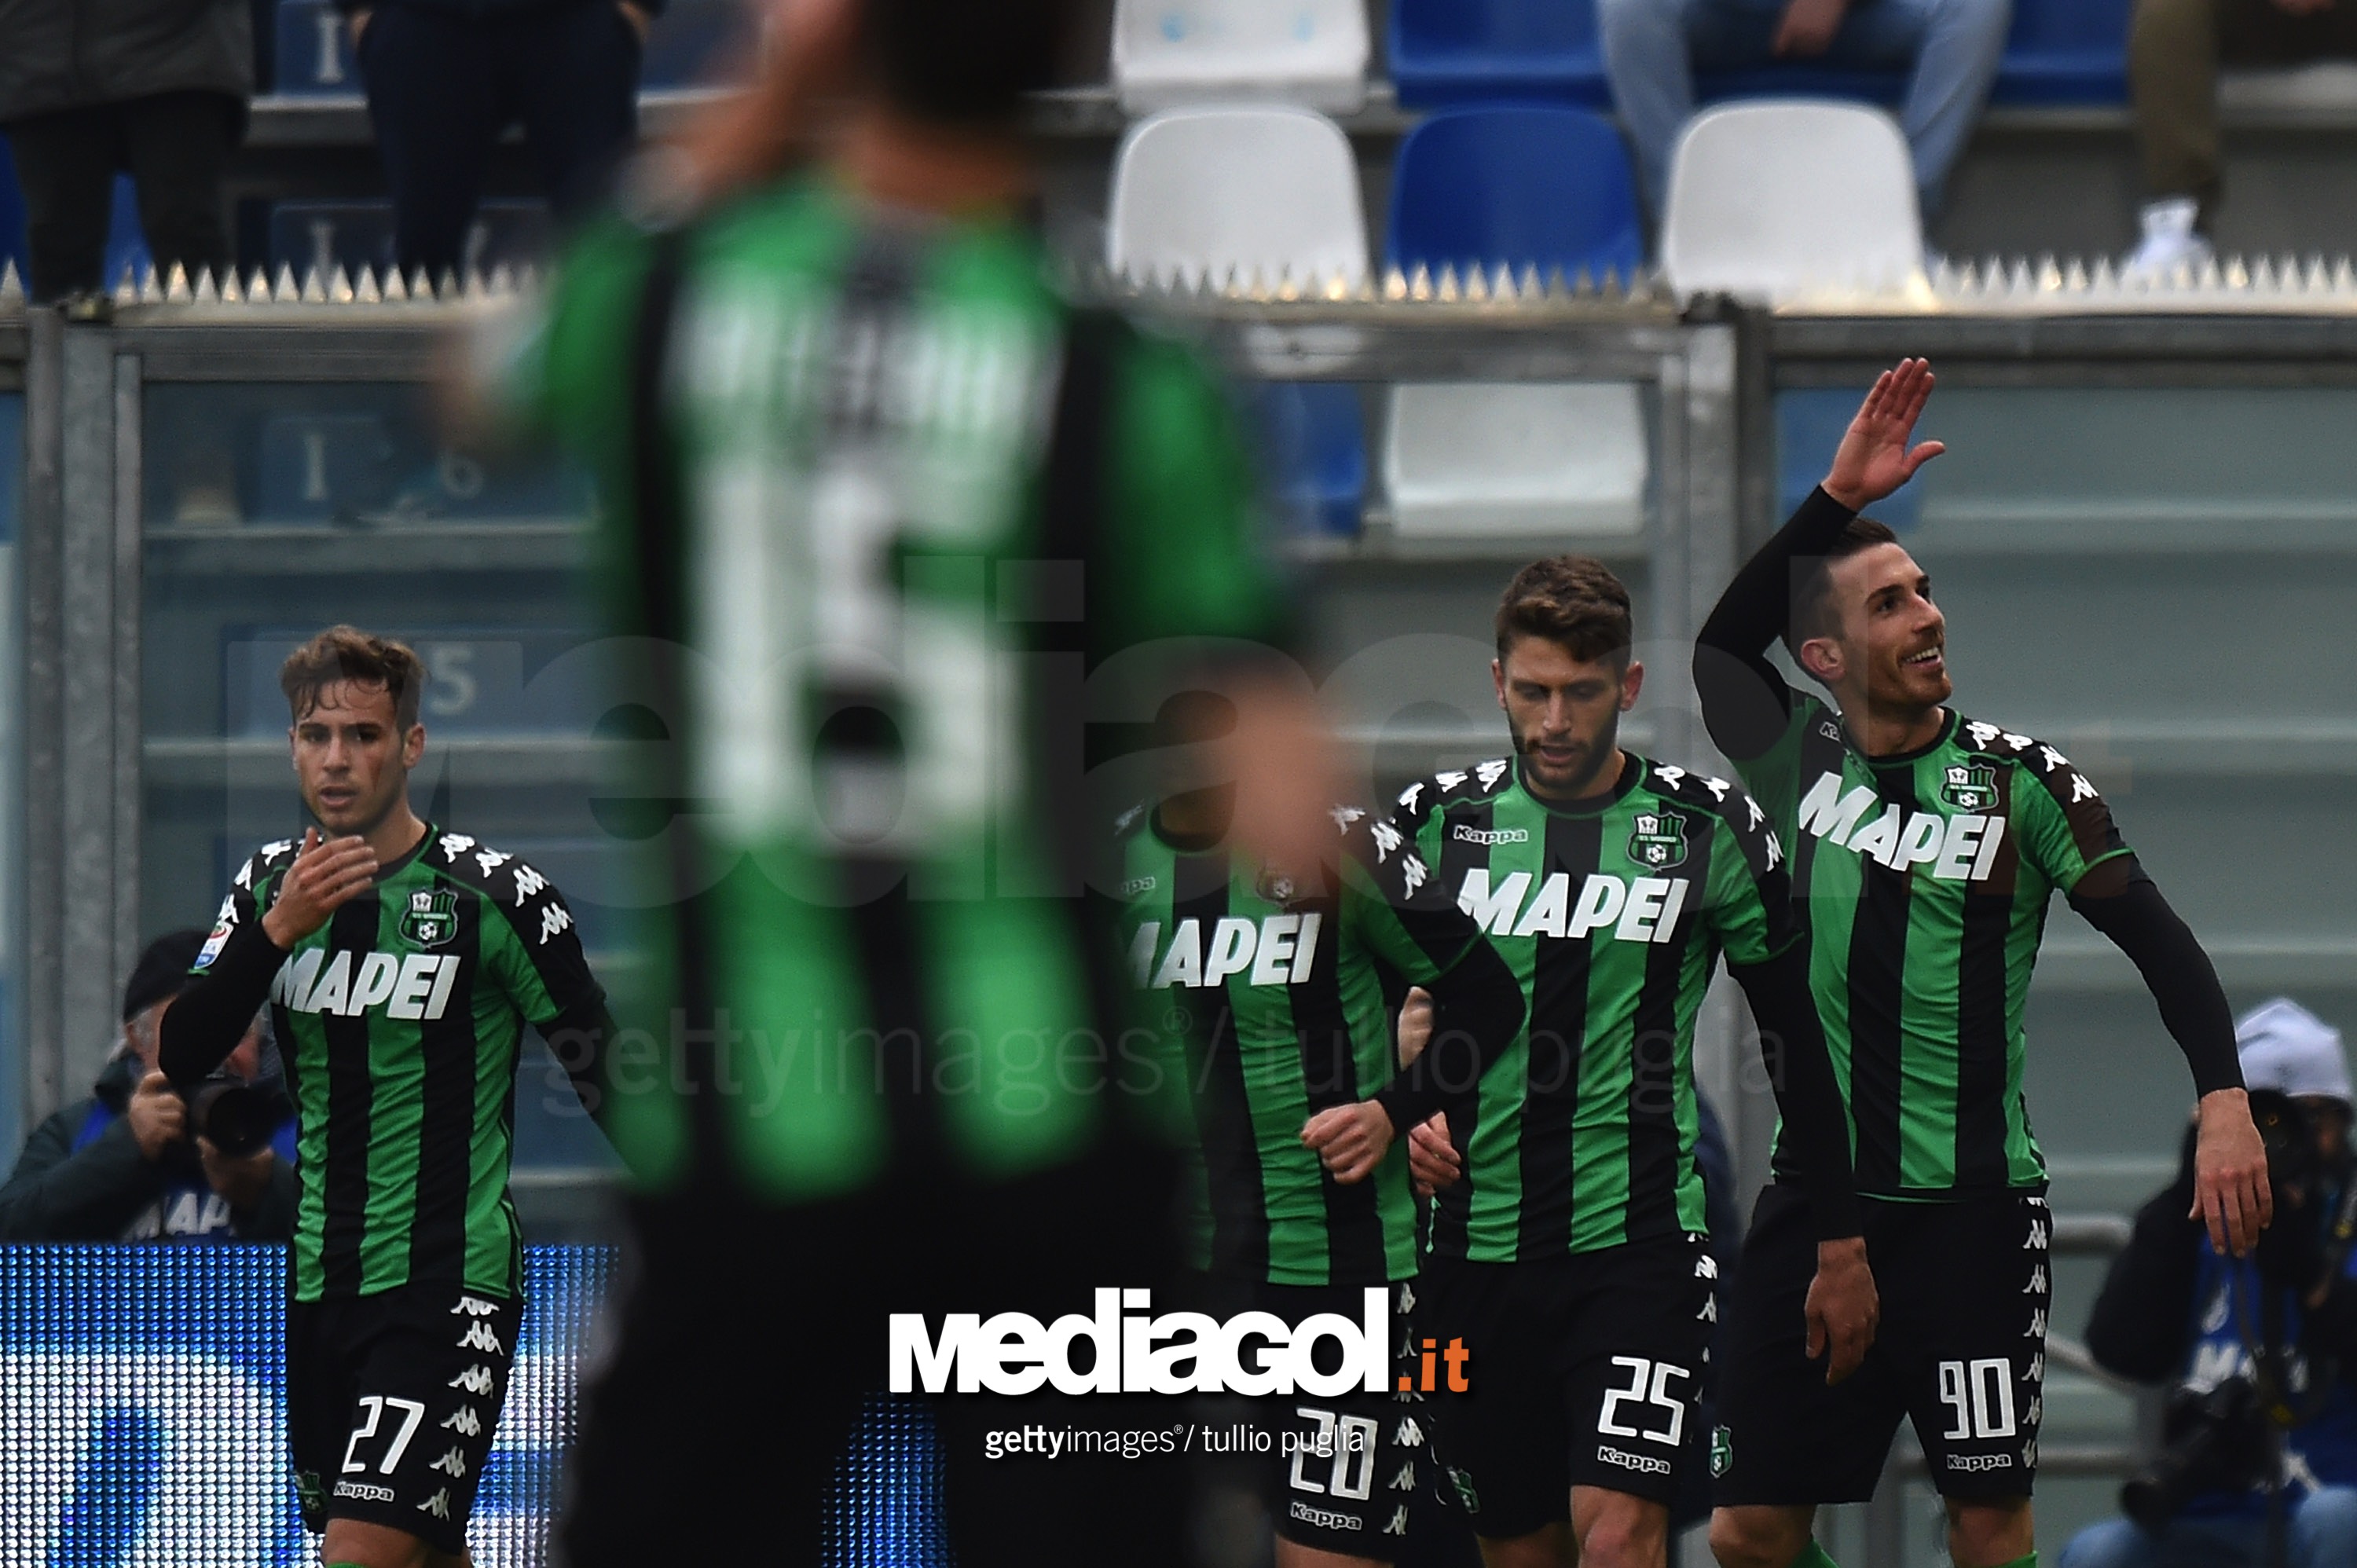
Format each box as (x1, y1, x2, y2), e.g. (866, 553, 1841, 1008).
(2062, 998, 2357, 1568)
(0, 929, 295, 1241)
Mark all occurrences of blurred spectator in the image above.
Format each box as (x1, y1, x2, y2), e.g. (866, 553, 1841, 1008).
(346, 0, 655, 280)
(2126, 0, 2357, 277)
(1596, 0, 2012, 220)
(2062, 998, 2357, 1568)
(0, 0, 249, 299)
(0, 930, 295, 1242)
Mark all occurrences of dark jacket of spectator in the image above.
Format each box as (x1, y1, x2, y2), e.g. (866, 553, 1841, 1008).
(0, 0, 253, 125)
(0, 1047, 297, 1241)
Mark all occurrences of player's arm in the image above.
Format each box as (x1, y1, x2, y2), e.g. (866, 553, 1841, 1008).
(1708, 789, 1878, 1379)
(1302, 819, 1525, 1185)
(1692, 357, 1945, 761)
(481, 868, 624, 1135)
(2068, 856, 2269, 1256)
(161, 830, 376, 1091)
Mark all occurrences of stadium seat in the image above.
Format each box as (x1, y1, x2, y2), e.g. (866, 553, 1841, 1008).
(0, 139, 27, 288)
(1388, 0, 1611, 108)
(1106, 105, 1369, 291)
(1386, 106, 1643, 281)
(1992, 0, 2131, 104)
(1383, 108, 1648, 544)
(1660, 101, 1921, 301)
(1107, 107, 1369, 529)
(103, 175, 152, 291)
(268, 199, 552, 280)
(1112, 0, 1369, 114)
(1255, 382, 1367, 537)
(274, 0, 358, 94)
(1384, 383, 1649, 539)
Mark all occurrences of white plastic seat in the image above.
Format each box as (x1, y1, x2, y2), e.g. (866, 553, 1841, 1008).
(1106, 106, 1370, 291)
(1113, 0, 1369, 115)
(1383, 382, 1648, 540)
(1660, 101, 1922, 303)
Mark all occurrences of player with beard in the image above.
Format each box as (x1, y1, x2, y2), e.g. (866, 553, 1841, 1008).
(1392, 557, 1877, 1568)
(1692, 358, 2273, 1568)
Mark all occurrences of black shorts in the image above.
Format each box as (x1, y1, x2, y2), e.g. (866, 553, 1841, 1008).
(1192, 1274, 1426, 1561)
(1419, 1233, 1715, 1537)
(1714, 1185, 2052, 1506)
(287, 1281, 521, 1555)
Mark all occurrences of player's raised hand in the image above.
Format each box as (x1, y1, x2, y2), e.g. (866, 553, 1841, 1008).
(1804, 1236, 1880, 1385)
(1823, 357, 1945, 511)
(1408, 1112, 1461, 1198)
(2190, 1087, 2274, 1257)
(260, 828, 379, 948)
(1303, 1101, 1395, 1185)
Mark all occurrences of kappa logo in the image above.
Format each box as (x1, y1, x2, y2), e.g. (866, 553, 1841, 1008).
(1289, 1501, 1364, 1533)
(456, 1321, 504, 1354)
(1963, 722, 2101, 804)
(401, 888, 458, 948)
(1941, 761, 2000, 812)
(1330, 805, 1367, 831)
(1626, 808, 1691, 870)
(452, 1295, 498, 1317)
(1695, 1255, 1718, 1280)
(2025, 1309, 2049, 1339)
(2025, 1218, 2050, 1250)
(1451, 823, 1529, 846)
(1946, 1453, 2013, 1474)
(418, 1489, 452, 1520)
(1396, 781, 1425, 814)
(1795, 772, 2004, 882)
(537, 903, 574, 946)
(442, 1406, 482, 1438)
(448, 1365, 496, 1396)
(1395, 1416, 1424, 1448)
(1131, 914, 1324, 990)
(429, 1446, 468, 1478)
(1474, 759, 1510, 791)
(1383, 1506, 1410, 1537)
(1597, 1445, 1673, 1477)
(334, 1481, 395, 1502)
(1388, 1462, 1417, 1492)
(2025, 1266, 2049, 1295)
(2027, 1353, 2046, 1383)
(1698, 1296, 1717, 1323)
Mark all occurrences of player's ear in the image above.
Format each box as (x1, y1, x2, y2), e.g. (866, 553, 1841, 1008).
(1490, 658, 1507, 710)
(402, 724, 427, 770)
(1618, 660, 1644, 712)
(1796, 636, 1843, 685)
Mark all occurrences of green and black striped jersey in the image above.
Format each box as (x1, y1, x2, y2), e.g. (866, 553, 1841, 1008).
(1736, 698, 2130, 1198)
(1116, 806, 1482, 1286)
(195, 825, 601, 1302)
(1396, 754, 1794, 1261)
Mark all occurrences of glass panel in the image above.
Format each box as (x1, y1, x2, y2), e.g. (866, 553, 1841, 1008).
(139, 381, 618, 1178)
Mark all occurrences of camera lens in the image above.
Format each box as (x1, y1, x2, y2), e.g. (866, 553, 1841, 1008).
(189, 1081, 275, 1158)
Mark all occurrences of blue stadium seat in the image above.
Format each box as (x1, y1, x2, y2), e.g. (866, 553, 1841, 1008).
(1992, 0, 2130, 104)
(1386, 106, 1644, 280)
(267, 199, 552, 279)
(102, 174, 152, 291)
(1255, 383, 1365, 537)
(274, 0, 358, 95)
(1389, 0, 1611, 108)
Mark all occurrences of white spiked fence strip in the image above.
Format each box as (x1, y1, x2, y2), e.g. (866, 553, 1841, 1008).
(16, 252, 2357, 317)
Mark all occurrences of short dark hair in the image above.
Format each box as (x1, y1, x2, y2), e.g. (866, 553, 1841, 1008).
(280, 626, 425, 731)
(1788, 515, 1901, 650)
(1494, 556, 1633, 666)
(860, 0, 1081, 126)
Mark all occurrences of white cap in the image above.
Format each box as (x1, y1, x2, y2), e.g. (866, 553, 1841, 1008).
(2237, 998, 2354, 1107)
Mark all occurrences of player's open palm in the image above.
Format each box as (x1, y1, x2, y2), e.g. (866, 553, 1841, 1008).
(261, 828, 379, 947)
(1804, 1236, 1879, 1385)
(1824, 357, 1945, 511)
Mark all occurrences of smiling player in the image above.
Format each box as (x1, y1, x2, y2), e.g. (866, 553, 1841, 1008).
(1692, 360, 2272, 1568)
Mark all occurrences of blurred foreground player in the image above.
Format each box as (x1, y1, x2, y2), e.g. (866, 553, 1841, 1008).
(489, 0, 1316, 1562)
(161, 628, 618, 1568)
(1693, 361, 2273, 1568)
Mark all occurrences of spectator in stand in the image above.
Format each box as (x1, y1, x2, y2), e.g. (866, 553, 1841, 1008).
(2125, 0, 2357, 276)
(1596, 0, 2012, 222)
(347, 0, 657, 281)
(0, 0, 249, 300)
(0, 929, 295, 1243)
